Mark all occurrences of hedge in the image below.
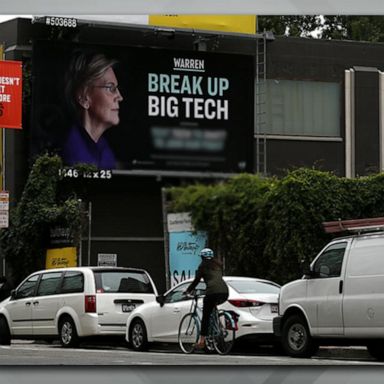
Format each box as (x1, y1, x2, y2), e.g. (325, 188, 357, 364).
(167, 169, 384, 285)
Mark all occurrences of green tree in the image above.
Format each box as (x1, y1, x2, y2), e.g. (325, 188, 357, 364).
(257, 16, 321, 37)
(0, 154, 85, 285)
(168, 173, 273, 276)
(321, 16, 384, 42)
(258, 15, 384, 42)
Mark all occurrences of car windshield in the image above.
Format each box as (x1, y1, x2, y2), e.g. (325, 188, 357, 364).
(94, 271, 154, 294)
(227, 280, 280, 294)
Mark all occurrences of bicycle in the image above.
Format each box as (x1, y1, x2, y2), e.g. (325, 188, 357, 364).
(178, 292, 236, 355)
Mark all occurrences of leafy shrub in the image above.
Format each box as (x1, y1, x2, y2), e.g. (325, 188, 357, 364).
(0, 154, 85, 285)
(167, 169, 384, 285)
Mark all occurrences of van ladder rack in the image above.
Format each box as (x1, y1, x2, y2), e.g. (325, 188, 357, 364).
(323, 217, 384, 234)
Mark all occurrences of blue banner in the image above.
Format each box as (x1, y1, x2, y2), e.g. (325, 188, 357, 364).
(169, 231, 207, 287)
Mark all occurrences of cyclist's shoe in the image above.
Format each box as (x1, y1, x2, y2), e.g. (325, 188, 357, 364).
(194, 341, 205, 350)
(204, 337, 215, 353)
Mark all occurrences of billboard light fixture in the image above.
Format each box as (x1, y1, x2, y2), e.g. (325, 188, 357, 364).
(155, 27, 176, 39)
(193, 35, 220, 51)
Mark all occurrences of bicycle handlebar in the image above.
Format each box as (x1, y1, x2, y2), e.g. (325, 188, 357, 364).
(183, 291, 203, 300)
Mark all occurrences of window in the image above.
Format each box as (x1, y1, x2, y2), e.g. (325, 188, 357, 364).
(313, 242, 347, 278)
(94, 271, 154, 294)
(61, 271, 84, 294)
(265, 79, 341, 137)
(164, 282, 206, 304)
(15, 274, 40, 299)
(36, 272, 62, 296)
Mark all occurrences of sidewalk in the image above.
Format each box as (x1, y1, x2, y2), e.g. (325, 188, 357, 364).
(316, 346, 372, 360)
(10, 339, 375, 361)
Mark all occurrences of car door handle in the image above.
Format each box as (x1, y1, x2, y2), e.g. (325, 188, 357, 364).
(173, 308, 180, 313)
(33, 301, 39, 305)
(25, 302, 31, 306)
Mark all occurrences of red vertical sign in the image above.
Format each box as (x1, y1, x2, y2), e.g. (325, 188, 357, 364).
(0, 60, 22, 129)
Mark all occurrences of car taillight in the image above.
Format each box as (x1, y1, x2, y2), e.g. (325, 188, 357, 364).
(85, 295, 96, 313)
(228, 299, 265, 308)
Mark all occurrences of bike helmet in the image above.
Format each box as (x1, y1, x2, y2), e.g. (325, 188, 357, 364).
(200, 248, 214, 259)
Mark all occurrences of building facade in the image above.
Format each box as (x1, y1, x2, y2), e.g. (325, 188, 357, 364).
(1, 17, 384, 290)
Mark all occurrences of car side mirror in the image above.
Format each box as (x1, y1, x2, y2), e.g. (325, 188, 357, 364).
(301, 259, 314, 278)
(156, 295, 165, 307)
(10, 289, 16, 300)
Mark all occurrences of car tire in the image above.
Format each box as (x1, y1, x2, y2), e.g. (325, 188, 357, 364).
(367, 341, 384, 361)
(282, 314, 318, 358)
(0, 317, 11, 345)
(129, 319, 148, 352)
(59, 316, 79, 348)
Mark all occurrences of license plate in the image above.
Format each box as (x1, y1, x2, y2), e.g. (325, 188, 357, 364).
(122, 303, 136, 312)
(271, 304, 278, 313)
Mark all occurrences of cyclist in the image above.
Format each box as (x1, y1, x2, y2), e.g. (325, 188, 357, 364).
(185, 248, 229, 349)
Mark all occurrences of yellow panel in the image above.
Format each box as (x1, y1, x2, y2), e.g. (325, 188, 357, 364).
(149, 15, 256, 35)
(46, 247, 78, 269)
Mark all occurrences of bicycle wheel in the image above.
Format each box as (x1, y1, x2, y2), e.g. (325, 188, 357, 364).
(178, 313, 200, 354)
(213, 311, 235, 355)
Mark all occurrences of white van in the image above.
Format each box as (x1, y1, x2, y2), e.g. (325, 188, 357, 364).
(273, 228, 384, 361)
(0, 266, 158, 347)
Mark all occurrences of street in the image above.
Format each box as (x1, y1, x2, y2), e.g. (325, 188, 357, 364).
(0, 340, 381, 365)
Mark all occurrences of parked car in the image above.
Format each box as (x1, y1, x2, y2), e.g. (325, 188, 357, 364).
(126, 276, 280, 351)
(0, 266, 158, 347)
(273, 228, 384, 361)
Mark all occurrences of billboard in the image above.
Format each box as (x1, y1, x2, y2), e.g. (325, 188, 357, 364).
(148, 15, 256, 34)
(169, 230, 207, 287)
(31, 40, 254, 173)
(167, 212, 207, 287)
(46, 247, 77, 269)
(0, 60, 22, 129)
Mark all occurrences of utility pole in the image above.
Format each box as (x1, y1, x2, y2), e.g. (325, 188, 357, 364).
(87, 201, 92, 266)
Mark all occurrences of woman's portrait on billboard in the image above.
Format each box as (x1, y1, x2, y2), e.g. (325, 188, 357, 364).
(62, 49, 123, 169)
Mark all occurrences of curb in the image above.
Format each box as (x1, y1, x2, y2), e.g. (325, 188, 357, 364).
(316, 346, 372, 360)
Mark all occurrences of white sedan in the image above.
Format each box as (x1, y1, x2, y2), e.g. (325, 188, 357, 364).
(126, 276, 280, 351)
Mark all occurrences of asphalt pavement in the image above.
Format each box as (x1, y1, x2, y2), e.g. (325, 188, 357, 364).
(11, 339, 374, 361)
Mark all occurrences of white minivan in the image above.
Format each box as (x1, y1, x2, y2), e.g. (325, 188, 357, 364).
(273, 230, 384, 361)
(0, 266, 158, 347)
